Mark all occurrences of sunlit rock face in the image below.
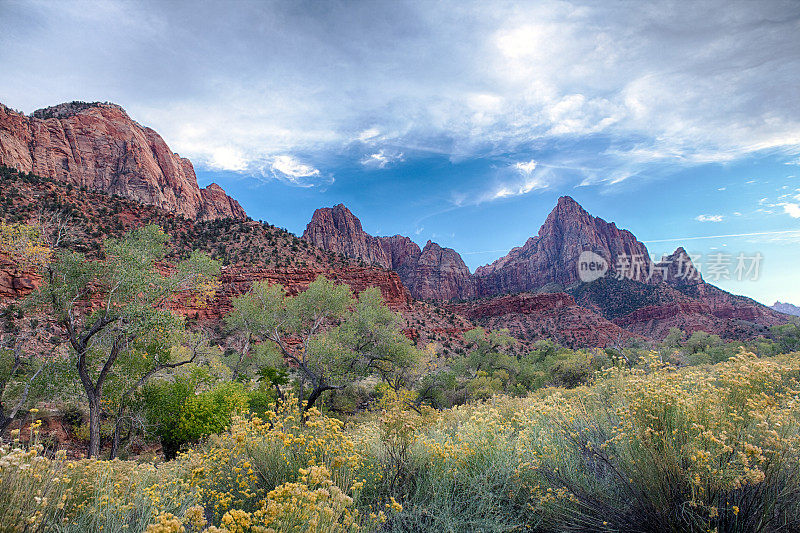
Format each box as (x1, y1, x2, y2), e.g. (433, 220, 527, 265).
(0, 101, 245, 221)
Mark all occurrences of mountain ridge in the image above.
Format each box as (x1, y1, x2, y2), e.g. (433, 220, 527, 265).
(303, 198, 790, 340)
(0, 101, 245, 221)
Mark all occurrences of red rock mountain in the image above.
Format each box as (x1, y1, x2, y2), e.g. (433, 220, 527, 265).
(304, 197, 654, 301)
(475, 196, 653, 293)
(772, 301, 800, 317)
(0, 101, 245, 221)
(302, 204, 476, 300)
(302, 198, 792, 341)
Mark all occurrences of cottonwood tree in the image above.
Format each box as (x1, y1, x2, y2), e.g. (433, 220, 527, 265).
(0, 334, 46, 435)
(29, 225, 220, 457)
(227, 276, 419, 412)
(0, 222, 55, 435)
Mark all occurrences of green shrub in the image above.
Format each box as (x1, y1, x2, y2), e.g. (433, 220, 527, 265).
(144, 379, 248, 459)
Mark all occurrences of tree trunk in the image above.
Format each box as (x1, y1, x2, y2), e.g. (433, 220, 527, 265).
(87, 395, 101, 458)
(110, 415, 123, 459)
(231, 333, 250, 382)
(303, 384, 338, 413)
(0, 415, 12, 436)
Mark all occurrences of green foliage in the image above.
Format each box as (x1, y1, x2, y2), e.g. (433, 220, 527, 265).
(144, 378, 248, 458)
(771, 323, 800, 353)
(227, 277, 420, 411)
(420, 333, 608, 408)
(27, 224, 221, 456)
(650, 328, 780, 367)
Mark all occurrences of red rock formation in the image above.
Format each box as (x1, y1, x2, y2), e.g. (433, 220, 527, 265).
(474, 196, 653, 294)
(302, 204, 391, 267)
(303, 204, 476, 300)
(176, 264, 413, 321)
(0, 254, 39, 302)
(449, 292, 576, 320)
(397, 241, 477, 301)
(0, 101, 245, 221)
(448, 292, 635, 348)
(614, 300, 713, 326)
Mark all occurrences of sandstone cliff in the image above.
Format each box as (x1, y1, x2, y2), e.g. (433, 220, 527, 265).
(0, 101, 245, 221)
(302, 204, 476, 300)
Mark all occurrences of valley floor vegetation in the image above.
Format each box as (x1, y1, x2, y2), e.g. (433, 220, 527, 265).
(2, 222, 800, 532)
(2, 352, 799, 532)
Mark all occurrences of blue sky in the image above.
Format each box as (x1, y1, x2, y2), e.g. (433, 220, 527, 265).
(1, 0, 799, 305)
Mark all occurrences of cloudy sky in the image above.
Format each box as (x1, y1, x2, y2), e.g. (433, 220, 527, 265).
(2, 0, 800, 304)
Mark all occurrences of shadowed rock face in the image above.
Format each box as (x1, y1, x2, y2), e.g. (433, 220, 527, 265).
(0, 254, 39, 303)
(447, 292, 637, 348)
(303, 204, 477, 300)
(772, 301, 800, 317)
(0, 101, 245, 221)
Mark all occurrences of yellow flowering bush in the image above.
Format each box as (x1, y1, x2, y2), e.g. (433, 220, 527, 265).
(1, 352, 799, 532)
(0, 444, 198, 532)
(527, 351, 800, 531)
(178, 397, 367, 523)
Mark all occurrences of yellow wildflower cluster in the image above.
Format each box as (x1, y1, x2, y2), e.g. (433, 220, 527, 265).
(178, 397, 366, 523)
(0, 221, 50, 268)
(1, 352, 798, 532)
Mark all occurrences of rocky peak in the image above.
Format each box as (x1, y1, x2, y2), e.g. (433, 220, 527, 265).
(302, 204, 391, 268)
(475, 196, 652, 293)
(658, 247, 703, 285)
(772, 301, 800, 317)
(199, 183, 247, 220)
(0, 100, 246, 221)
(303, 205, 476, 300)
(31, 101, 126, 120)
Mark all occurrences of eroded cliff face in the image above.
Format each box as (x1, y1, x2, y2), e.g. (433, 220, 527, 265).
(448, 292, 636, 348)
(174, 265, 413, 322)
(0, 254, 39, 303)
(0, 102, 245, 221)
(302, 204, 391, 267)
(474, 196, 652, 294)
(302, 204, 476, 300)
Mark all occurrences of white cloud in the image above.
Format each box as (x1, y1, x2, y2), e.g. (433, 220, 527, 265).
(357, 128, 382, 143)
(207, 146, 247, 172)
(696, 214, 724, 223)
(2, 0, 799, 182)
(781, 203, 800, 218)
(488, 159, 548, 200)
(514, 159, 537, 175)
(262, 155, 331, 188)
(360, 149, 405, 169)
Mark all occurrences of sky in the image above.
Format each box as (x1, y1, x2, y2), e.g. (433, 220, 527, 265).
(1, 0, 799, 305)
